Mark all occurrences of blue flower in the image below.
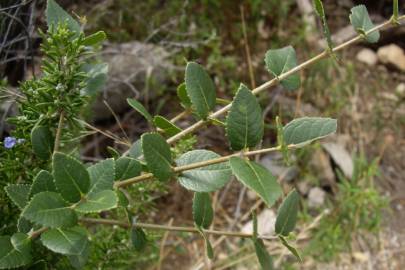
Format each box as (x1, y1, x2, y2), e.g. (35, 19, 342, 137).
(4, 137, 17, 149)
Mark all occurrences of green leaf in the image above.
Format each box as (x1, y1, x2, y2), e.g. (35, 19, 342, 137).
(350, 5, 380, 43)
(131, 227, 147, 252)
(275, 190, 300, 236)
(265, 46, 300, 91)
(192, 193, 213, 229)
(17, 217, 33, 234)
(87, 159, 115, 196)
(40, 227, 88, 255)
(82, 31, 106, 46)
(283, 117, 337, 147)
(115, 157, 142, 181)
(229, 157, 282, 208)
(199, 229, 214, 259)
(185, 62, 216, 119)
(128, 139, 142, 159)
(82, 63, 108, 95)
(153, 115, 182, 137)
(67, 240, 90, 269)
(177, 82, 192, 108)
(141, 133, 173, 182)
(0, 234, 32, 269)
(127, 98, 153, 123)
(31, 126, 54, 160)
(278, 235, 302, 262)
(176, 150, 232, 192)
(75, 190, 118, 213)
(46, 0, 81, 34)
(53, 152, 90, 203)
(116, 190, 129, 208)
(254, 239, 273, 270)
(29, 170, 56, 199)
(4, 184, 30, 209)
(22, 192, 77, 228)
(226, 84, 263, 150)
(313, 0, 333, 51)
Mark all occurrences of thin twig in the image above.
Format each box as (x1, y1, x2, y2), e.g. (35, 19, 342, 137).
(79, 217, 277, 240)
(115, 144, 297, 188)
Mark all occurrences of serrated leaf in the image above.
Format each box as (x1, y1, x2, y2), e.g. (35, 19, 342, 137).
(53, 152, 90, 203)
(229, 157, 282, 208)
(67, 240, 90, 269)
(177, 82, 192, 108)
(153, 116, 182, 137)
(0, 234, 32, 269)
(4, 184, 30, 209)
(275, 190, 299, 236)
(29, 170, 56, 199)
(46, 0, 80, 34)
(176, 150, 231, 192)
(254, 239, 273, 270)
(128, 139, 142, 159)
(350, 5, 380, 43)
(82, 31, 106, 46)
(265, 46, 300, 91)
(226, 84, 263, 150)
(283, 117, 337, 147)
(31, 126, 54, 160)
(192, 193, 213, 229)
(17, 217, 33, 234)
(75, 190, 118, 213)
(131, 227, 147, 252)
(115, 157, 142, 181)
(278, 235, 302, 262)
(22, 192, 77, 228)
(185, 62, 216, 119)
(87, 158, 115, 196)
(40, 227, 88, 255)
(127, 98, 153, 123)
(141, 133, 173, 182)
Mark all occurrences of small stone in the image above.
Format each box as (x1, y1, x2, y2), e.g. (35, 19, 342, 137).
(309, 149, 336, 185)
(396, 83, 405, 96)
(377, 44, 405, 71)
(322, 142, 353, 179)
(246, 190, 258, 200)
(297, 181, 310, 195)
(308, 187, 326, 208)
(260, 153, 299, 182)
(356, 48, 378, 66)
(242, 209, 276, 236)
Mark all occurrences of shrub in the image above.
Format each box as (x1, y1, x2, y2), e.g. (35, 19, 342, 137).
(0, 0, 402, 269)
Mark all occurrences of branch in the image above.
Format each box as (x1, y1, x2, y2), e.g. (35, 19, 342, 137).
(79, 217, 277, 241)
(164, 16, 403, 145)
(115, 144, 297, 188)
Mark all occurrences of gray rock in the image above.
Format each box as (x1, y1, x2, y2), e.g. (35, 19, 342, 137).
(309, 149, 336, 186)
(322, 142, 353, 179)
(92, 41, 172, 120)
(260, 152, 298, 182)
(308, 187, 326, 208)
(242, 209, 276, 236)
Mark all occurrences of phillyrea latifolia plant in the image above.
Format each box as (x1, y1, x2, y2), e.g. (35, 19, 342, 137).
(0, 0, 403, 268)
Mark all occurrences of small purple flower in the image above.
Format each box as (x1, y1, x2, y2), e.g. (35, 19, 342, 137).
(4, 137, 17, 149)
